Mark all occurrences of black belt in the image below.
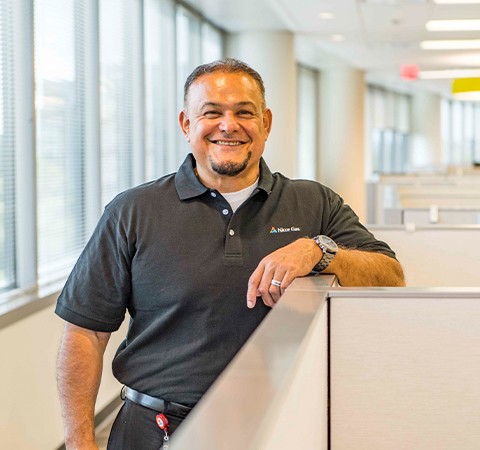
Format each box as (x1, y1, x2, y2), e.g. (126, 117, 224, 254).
(123, 386, 193, 419)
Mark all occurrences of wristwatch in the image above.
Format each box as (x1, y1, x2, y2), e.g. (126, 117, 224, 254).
(312, 235, 338, 272)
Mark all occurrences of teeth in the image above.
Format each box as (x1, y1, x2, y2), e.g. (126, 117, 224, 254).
(215, 140, 242, 146)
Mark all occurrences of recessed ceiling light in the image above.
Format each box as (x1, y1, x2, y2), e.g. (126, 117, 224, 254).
(420, 39, 480, 49)
(433, 0, 480, 4)
(331, 34, 345, 42)
(419, 68, 480, 79)
(426, 20, 480, 31)
(319, 12, 334, 20)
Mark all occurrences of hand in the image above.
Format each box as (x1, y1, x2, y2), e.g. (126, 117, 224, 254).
(246, 238, 321, 309)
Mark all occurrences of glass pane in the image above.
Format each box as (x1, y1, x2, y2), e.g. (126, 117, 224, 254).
(35, 0, 87, 281)
(100, 0, 135, 205)
(201, 22, 223, 63)
(474, 104, 480, 165)
(296, 65, 318, 180)
(144, 0, 177, 180)
(176, 6, 201, 165)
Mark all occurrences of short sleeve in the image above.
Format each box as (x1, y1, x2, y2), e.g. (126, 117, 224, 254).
(55, 206, 132, 332)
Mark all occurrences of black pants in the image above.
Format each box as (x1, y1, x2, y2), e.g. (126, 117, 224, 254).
(107, 399, 187, 450)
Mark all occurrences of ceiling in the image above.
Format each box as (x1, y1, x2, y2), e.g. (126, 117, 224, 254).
(183, 0, 480, 96)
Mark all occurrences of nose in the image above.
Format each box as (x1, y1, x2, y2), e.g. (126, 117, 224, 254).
(219, 111, 239, 134)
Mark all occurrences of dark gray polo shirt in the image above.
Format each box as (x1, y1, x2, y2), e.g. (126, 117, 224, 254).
(55, 153, 396, 405)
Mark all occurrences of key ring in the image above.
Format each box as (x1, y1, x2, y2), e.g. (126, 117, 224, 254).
(156, 413, 169, 449)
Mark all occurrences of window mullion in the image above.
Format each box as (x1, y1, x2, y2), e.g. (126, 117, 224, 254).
(132, 0, 145, 185)
(13, 0, 37, 290)
(84, 0, 102, 235)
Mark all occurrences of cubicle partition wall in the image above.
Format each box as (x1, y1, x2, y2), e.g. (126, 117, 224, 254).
(171, 277, 480, 450)
(367, 175, 480, 225)
(330, 289, 480, 450)
(370, 225, 480, 287)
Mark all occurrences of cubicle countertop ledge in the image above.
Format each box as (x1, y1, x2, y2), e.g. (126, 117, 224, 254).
(327, 286, 480, 298)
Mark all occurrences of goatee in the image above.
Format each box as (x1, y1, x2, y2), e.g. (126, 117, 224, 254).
(209, 151, 252, 177)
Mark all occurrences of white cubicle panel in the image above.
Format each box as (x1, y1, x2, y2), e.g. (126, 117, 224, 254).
(170, 276, 334, 450)
(169, 279, 480, 450)
(370, 225, 480, 287)
(403, 207, 480, 225)
(329, 290, 480, 450)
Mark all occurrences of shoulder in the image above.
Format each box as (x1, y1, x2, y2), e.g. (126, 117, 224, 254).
(272, 173, 342, 205)
(104, 173, 177, 218)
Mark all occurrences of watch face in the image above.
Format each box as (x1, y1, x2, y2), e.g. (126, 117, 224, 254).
(320, 235, 338, 252)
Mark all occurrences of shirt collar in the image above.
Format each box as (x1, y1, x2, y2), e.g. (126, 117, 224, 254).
(175, 153, 274, 200)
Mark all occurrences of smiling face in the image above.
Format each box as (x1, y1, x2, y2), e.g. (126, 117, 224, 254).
(179, 71, 272, 192)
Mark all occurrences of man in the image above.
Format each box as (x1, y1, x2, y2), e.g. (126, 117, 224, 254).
(56, 58, 405, 449)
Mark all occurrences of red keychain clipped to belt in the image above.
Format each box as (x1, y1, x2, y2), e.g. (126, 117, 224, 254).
(156, 413, 169, 450)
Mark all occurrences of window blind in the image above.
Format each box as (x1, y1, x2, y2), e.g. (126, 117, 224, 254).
(34, 0, 87, 282)
(144, 0, 177, 180)
(175, 6, 201, 166)
(0, 0, 16, 291)
(100, 0, 135, 206)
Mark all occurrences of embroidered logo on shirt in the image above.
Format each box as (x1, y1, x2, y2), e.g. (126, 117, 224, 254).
(270, 226, 301, 234)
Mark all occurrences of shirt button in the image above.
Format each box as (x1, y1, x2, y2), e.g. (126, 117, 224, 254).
(210, 192, 217, 198)
(222, 209, 229, 215)
(229, 229, 235, 236)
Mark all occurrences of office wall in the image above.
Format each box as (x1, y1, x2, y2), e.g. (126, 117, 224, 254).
(0, 297, 127, 450)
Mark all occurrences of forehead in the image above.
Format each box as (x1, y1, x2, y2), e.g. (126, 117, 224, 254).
(187, 72, 263, 109)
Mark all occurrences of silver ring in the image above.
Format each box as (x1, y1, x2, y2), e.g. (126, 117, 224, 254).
(271, 279, 282, 287)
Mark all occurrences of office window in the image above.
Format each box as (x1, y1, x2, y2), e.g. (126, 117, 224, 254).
(0, 0, 15, 291)
(296, 65, 319, 180)
(99, 0, 136, 205)
(367, 85, 410, 174)
(201, 22, 223, 63)
(34, 0, 87, 282)
(144, 0, 177, 179)
(474, 105, 480, 165)
(441, 98, 480, 166)
(0, 0, 225, 302)
(175, 5, 202, 164)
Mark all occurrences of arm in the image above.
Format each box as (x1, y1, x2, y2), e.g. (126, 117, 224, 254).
(247, 238, 405, 308)
(57, 322, 111, 450)
(324, 246, 405, 287)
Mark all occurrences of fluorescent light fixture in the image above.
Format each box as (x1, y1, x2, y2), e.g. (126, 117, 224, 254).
(434, 0, 480, 4)
(319, 12, 334, 20)
(426, 20, 480, 31)
(420, 39, 480, 49)
(419, 68, 480, 79)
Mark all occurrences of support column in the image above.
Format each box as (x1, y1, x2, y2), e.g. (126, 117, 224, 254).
(319, 68, 366, 221)
(410, 91, 442, 170)
(226, 32, 296, 178)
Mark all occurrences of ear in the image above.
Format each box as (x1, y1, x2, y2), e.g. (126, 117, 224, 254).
(263, 108, 273, 140)
(179, 110, 190, 141)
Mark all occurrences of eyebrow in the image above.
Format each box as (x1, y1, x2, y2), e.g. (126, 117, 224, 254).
(200, 101, 256, 109)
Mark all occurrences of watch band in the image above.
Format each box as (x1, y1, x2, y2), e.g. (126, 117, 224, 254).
(312, 235, 338, 272)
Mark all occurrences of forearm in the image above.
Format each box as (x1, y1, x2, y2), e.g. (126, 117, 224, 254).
(57, 323, 111, 449)
(324, 247, 406, 286)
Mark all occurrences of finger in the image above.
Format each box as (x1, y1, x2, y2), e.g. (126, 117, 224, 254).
(247, 265, 265, 309)
(259, 268, 287, 307)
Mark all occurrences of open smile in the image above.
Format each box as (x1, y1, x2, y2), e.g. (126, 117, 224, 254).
(209, 139, 247, 146)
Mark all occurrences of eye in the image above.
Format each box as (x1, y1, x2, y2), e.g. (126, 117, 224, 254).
(237, 110, 254, 117)
(203, 111, 221, 118)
